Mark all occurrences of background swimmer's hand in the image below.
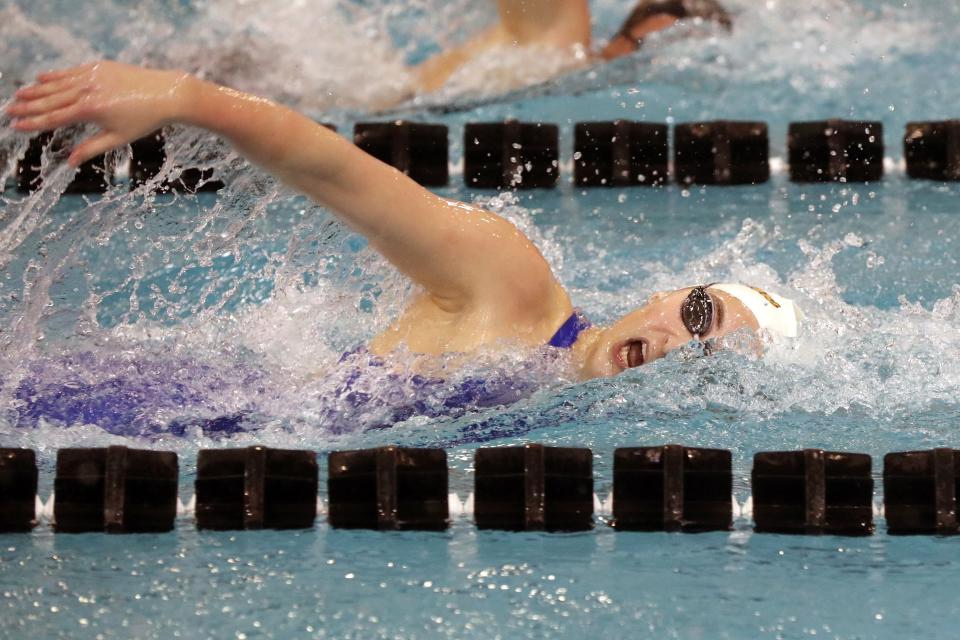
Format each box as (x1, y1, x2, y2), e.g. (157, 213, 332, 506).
(5, 61, 194, 166)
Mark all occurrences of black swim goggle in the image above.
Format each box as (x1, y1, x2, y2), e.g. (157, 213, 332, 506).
(680, 284, 716, 336)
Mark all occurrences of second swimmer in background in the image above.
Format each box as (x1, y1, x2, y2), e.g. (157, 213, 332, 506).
(414, 0, 732, 93)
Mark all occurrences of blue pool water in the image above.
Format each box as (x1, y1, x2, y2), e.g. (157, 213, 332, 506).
(3, 0, 960, 637)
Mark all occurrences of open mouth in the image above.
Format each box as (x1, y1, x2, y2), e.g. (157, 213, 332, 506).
(614, 339, 646, 369)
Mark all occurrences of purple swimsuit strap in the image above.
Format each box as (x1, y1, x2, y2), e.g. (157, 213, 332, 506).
(547, 311, 592, 349)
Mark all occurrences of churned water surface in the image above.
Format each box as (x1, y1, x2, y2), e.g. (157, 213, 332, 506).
(2, 0, 960, 637)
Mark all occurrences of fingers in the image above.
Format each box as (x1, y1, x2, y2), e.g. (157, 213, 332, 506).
(6, 64, 91, 121)
(14, 76, 79, 101)
(12, 103, 82, 133)
(68, 131, 124, 167)
(35, 63, 94, 83)
(35, 68, 74, 83)
(8, 84, 87, 118)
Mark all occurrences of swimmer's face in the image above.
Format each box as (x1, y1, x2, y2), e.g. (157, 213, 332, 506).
(581, 287, 760, 378)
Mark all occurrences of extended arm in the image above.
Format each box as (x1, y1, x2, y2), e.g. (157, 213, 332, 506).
(6, 62, 559, 311)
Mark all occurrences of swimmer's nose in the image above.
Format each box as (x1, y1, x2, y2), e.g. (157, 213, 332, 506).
(638, 330, 672, 362)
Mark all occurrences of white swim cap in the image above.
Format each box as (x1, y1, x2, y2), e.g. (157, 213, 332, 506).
(711, 283, 803, 338)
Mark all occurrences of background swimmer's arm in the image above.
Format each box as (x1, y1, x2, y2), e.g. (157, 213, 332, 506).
(6, 61, 562, 313)
(414, 26, 502, 93)
(414, 0, 591, 92)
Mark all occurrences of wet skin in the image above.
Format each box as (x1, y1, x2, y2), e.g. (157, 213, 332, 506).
(600, 13, 681, 60)
(4, 63, 762, 385)
(572, 287, 760, 379)
(415, 4, 683, 93)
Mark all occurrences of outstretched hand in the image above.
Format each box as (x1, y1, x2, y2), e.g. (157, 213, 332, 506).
(5, 61, 194, 166)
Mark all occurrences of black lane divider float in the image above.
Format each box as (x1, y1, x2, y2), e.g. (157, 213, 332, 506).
(354, 121, 449, 187)
(328, 446, 448, 530)
(674, 121, 770, 186)
(611, 445, 732, 532)
(463, 121, 560, 189)
(3, 444, 960, 536)
(6, 118, 960, 194)
(474, 444, 593, 531)
(128, 130, 224, 194)
(752, 449, 874, 536)
(574, 121, 668, 186)
(0, 448, 37, 533)
(195, 446, 318, 530)
(884, 448, 960, 535)
(904, 120, 960, 182)
(15, 131, 109, 194)
(787, 120, 884, 183)
(53, 445, 178, 533)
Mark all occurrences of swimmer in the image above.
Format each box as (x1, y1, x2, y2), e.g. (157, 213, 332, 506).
(4, 61, 799, 383)
(415, 0, 732, 93)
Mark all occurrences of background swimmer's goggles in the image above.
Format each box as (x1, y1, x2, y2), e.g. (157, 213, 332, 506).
(681, 285, 715, 336)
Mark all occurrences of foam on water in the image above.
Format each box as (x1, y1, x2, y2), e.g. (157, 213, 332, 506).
(3, 172, 960, 459)
(1, 0, 948, 115)
(398, 0, 944, 116)
(2, 0, 960, 461)
(6, 4, 960, 639)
